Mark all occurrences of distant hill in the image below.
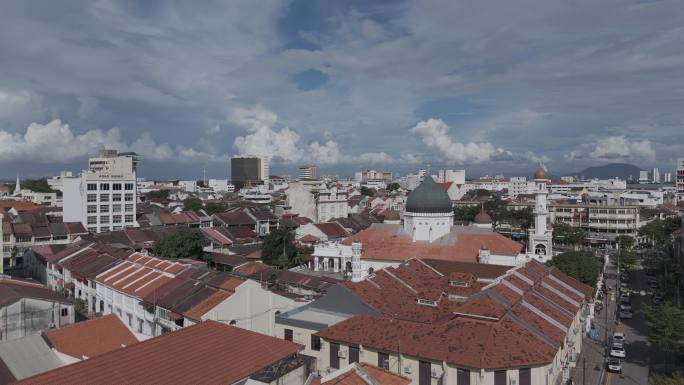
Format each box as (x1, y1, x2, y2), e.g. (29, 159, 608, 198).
(573, 163, 643, 181)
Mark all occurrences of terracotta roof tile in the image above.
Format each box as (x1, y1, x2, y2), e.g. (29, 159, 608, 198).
(18, 321, 303, 385)
(43, 314, 138, 359)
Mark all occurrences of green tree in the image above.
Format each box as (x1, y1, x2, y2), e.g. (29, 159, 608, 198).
(360, 186, 375, 197)
(204, 202, 231, 214)
(183, 197, 203, 211)
(261, 228, 299, 267)
(388, 182, 400, 192)
(650, 372, 684, 385)
(453, 205, 480, 222)
(615, 235, 635, 250)
(146, 190, 170, 200)
(642, 304, 684, 353)
(10, 178, 59, 195)
(552, 222, 586, 247)
(616, 250, 638, 270)
(546, 251, 600, 288)
(152, 228, 207, 260)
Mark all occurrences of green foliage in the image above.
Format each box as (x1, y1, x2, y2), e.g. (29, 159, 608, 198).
(642, 304, 684, 353)
(146, 190, 170, 200)
(650, 372, 684, 385)
(261, 228, 299, 268)
(615, 235, 635, 250)
(204, 202, 232, 214)
(360, 186, 375, 197)
(640, 217, 682, 245)
(152, 228, 207, 260)
(552, 222, 587, 246)
(10, 179, 60, 196)
(453, 205, 480, 222)
(463, 189, 493, 200)
(453, 200, 532, 229)
(546, 251, 600, 288)
(74, 298, 87, 313)
(183, 197, 203, 211)
(616, 250, 638, 270)
(388, 183, 400, 192)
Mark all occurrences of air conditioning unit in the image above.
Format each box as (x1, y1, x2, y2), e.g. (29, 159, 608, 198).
(47, 323, 56, 329)
(403, 366, 412, 374)
(431, 368, 439, 379)
(337, 350, 347, 358)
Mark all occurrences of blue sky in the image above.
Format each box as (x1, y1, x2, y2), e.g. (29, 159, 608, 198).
(1, 0, 683, 180)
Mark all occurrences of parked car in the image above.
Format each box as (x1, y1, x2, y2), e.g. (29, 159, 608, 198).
(613, 332, 626, 344)
(620, 310, 633, 319)
(621, 295, 631, 304)
(610, 343, 627, 358)
(620, 304, 632, 312)
(607, 358, 623, 373)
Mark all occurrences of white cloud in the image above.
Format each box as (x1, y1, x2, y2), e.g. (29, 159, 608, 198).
(309, 141, 343, 165)
(0, 119, 199, 163)
(588, 136, 655, 161)
(409, 118, 541, 164)
(359, 152, 394, 164)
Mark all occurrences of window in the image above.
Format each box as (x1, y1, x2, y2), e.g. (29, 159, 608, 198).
(100, 205, 109, 213)
(125, 193, 133, 201)
(100, 226, 110, 232)
(87, 216, 97, 225)
(87, 183, 97, 191)
(311, 335, 321, 351)
(100, 216, 110, 224)
(113, 215, 122, 224)
(125, 204, 134, 212)
(349, 345, 359, 363)
(494, 370, 506, 385)
(284, 329, 293, 342)
(1, 235, 8, 242)
(125, 214, 134, 223)
(100, 183, 110, 190)
(100, 194, 109, 202)
(419, 361, 431, 385)
(127, 313, 132, 326)
(87, 205, 97, 214)
(378, 352, 389, 370)
(88, 227, 97, 233)
(519, 368, 531, 385)
(113, 194, 122, 202)
(112, 204, 122, 213)
(113, 183, 122, 190)
(457, 368, 470, 385)
(125, 183, 134, 190)
(330, 342, 340, 369)
(137, 318, 143, 333)
(87, 194, 97, 202)
(61, 308, 68, 317)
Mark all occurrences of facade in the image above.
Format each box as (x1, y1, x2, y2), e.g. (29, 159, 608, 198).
(528, 167, 553, 261)
(207, 179, 235, 193)
(231, 156, 263, 188)
(652, 167, 660, 183)
(0, 279, 74, 342)
(548, 203, 641, 243)
(62, 150, 138, 233)
(299, 165, 318, 180)
(360, 170, 393, 183)
(316, 186, 349, 223)
(677, 158, 684, 204)
(509, 176, 535, 197)
(437, 169, 465, 184)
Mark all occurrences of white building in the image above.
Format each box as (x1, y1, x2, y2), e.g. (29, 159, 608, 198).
(437, 169, 465, 184)
(62, 150, 138, 233)
(47, 171, 74, 192)
(677, 158, 684, 203)
(652, 167, 660, 183)
(528, 166, 553, 261)
(664, 172, 672, 183)
(178, 180, 197, 193)
(298, 165, 317, 180)
(639, 170, 650, 183)
(208, 179, 235, 193)
(316, 186, 348, 223)
(509, 176, 536, 197)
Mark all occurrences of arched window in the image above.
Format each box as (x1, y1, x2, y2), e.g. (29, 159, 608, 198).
(535, 244, 547, 255)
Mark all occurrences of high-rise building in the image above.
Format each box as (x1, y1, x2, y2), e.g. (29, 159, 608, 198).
(639, 170, 649, 183)
(260, 156, 270, 184)
(62, 150, 138, 233)
(652, 167, 660, 183)
(664, 172, 672, 183)
(231, 156, 264, 188)
(677, 158, 684, 203)
(437, 169, 465, 184)
(298, 165, 317, 180)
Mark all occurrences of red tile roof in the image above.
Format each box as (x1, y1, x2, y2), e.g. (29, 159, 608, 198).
(340, 224, 523, 263)
(314, 363, 411, 385)
(314, 222, 349, 238)
(17, 321, 303, 385)
(233, 261, 271, 275)
(43, 314, 138, 359)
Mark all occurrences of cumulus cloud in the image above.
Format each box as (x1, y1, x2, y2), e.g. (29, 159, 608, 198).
(359, 152, 394, 164)
(409, 118, 541, 164)
(0, 119, 191, 163)
(567, 136, 656, 162)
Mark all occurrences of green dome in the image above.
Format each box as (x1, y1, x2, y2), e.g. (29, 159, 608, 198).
(405, 176, 452, 213)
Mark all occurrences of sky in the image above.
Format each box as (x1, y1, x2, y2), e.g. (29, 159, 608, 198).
(1, 0, 684, 180)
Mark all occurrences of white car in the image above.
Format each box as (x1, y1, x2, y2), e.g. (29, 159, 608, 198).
(607, 358, 622, 373)
(610, 343, 627, 358)
(613, 332, 626, 344)
(620, 304, 632, 312)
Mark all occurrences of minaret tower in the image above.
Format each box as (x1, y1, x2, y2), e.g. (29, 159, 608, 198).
(13, 175, 21, 197)
(528, 165, 553, 261)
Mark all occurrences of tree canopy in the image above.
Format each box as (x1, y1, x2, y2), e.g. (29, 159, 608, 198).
(642, 303, 684, 353)
(204, 202, 232, 214)
(10, 178, 60, 196)
(261, 228, 302, 268)
(388, 182, 401, 192)
(360, 186, 375, 197)
(546, 251, 600, 288)
(152, 228, 206, 260)
(183, 197, 203, 211)
(453, 199, 532, 229)
(640, 217, 682, 245)
(552, 222, 587, 247)
(650, 372, 684, 385)
(146, 190, 170, 200)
